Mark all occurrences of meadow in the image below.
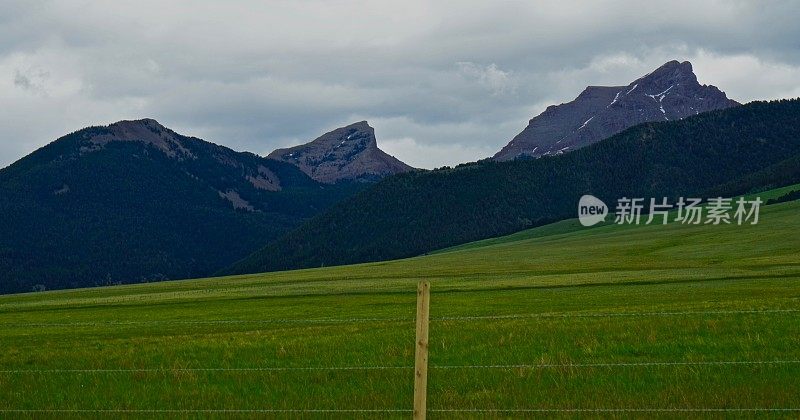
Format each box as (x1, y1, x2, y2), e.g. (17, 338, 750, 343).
(1, 185, 799, 417)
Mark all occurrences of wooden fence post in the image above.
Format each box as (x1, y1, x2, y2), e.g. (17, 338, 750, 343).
(413, 281, 430, 419)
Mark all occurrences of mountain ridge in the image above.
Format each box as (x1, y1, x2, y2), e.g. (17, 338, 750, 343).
(493, 60, 740, 160)
(227, 99, 800, 276)
(0, 119, 364, 294)
(268, 121, 415, 183)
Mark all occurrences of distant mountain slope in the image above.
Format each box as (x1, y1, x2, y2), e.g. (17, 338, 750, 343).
(493, 60, 739, 161)
(228, 99, 800, 275)
(268, 121, 414, 183)
(0, 119, 362, 294)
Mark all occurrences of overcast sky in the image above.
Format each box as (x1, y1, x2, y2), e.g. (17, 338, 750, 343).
(2, 1, 799, 169)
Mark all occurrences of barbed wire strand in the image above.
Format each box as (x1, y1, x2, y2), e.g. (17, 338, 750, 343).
(434, 308, 800, 321)
(2, 308, 797, 328)
(2, 360, 799, 373)
(433, 360, 800, 369)
(1, 408, 798, 413)
(0, 366, 411, 373)
(0, 409, 410, 413)
(429, 408, 800, 412)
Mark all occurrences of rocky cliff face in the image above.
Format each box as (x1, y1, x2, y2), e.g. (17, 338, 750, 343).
(493, 60, 740, 161)
(268, 121, 414, 183)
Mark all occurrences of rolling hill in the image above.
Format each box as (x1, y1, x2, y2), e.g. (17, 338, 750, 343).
(228, 98, 800, 275)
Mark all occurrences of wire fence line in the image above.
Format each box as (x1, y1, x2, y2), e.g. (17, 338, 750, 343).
(2, 408, 799, 413)
(0, 409, 413, 413)
(3, 359, 800, 374)
(428, 408, 800, 413)
(3, 298, 799, 414)
(431, 360, 800, 369)
(0, 316, 414, 327)
(2, 308, 797, 328)
(0, 366, 412, 373)
(433, 308, 800, 320)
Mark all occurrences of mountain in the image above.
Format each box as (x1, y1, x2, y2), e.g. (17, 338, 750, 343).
(493, 60, 740, 161)
(227, 99, 800, 275)
(268, 121, 414, 183)
(0, 119, 363, 294)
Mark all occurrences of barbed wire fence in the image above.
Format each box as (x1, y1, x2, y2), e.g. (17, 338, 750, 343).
(1, 281, 799, 417)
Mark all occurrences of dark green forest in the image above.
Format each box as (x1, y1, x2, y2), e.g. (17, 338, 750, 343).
(229, 99, 800, 275)
(0, 127, 362, 294)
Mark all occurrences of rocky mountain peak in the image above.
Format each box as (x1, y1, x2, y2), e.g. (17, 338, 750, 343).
(628, 60, 703, 100)
(312, 121, 378, 153)
(493, 60, 739, 161)
(105, 118, 171, 140)
(268, 121, 414, 183)
(83, 118, 194, 158)
(642, 60, 696, 84)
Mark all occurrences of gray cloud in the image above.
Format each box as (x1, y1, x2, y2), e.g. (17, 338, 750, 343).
(1, 0, 799, 168)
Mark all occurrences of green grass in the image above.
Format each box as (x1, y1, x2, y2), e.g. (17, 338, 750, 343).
(1, 187, 800, 417)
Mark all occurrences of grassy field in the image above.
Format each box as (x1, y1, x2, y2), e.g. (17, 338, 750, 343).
(1, 186, 800, 417)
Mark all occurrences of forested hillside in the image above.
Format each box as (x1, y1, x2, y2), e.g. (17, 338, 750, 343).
(0, 120, 363, 294)
(229, 99, 800, 275)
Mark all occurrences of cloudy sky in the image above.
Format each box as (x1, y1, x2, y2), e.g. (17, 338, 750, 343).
(2, 1, 799, 169)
